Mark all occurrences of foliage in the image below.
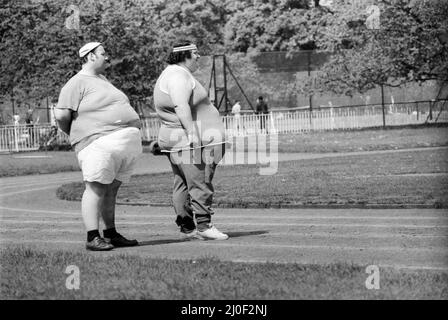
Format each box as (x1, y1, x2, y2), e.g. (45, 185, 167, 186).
(289, 0, 448, 96)
(0, 0, 229, 105)
(0, 0, 77, 102)
(151, 0, 228, 53)
(1, 0, 446, 106)
(224, 0, 318, 52)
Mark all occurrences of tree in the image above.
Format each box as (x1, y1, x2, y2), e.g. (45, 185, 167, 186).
(0, 0, 230, 107)
(151, 0, 228, 53)
(290, 0, 448, 96)
(0, 1, 77, 104)
(224, 0, 316, 53)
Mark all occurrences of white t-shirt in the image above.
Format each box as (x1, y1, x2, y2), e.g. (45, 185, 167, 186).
(232, 102, 241, 115)
(56, 72, 140, 151)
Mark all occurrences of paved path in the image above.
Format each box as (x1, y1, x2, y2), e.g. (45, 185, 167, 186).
(1, 148, 447, 271)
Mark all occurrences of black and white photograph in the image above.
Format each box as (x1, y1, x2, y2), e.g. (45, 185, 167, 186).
(0, 0, 447, 308)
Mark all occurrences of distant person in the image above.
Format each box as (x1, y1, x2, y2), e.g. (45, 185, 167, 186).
(231, 100, 242, 136)
(49, 97, 58, 127)
(25, 107, 35, 146)
(154, 40, 229, 240)
(13, 114, 20, 126)
(256, 96, 269, 133)
(54, 42, 142, 251)
(25, 107, 34, 125)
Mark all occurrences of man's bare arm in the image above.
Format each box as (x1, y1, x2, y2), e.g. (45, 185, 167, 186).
(53, 109, 73, 135)
(167, 72, 199, 145)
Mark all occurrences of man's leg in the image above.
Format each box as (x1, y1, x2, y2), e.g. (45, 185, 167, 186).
(180, 146, 228, 240)
(101, 179, 138, 247)
(82, 181, 113, 250)
(202, 143, 226, 214)
(101, 179, 121, 229)
(182, 161, 213, 228)
(169, 156, 196, 233)
(82, 181, 107, 231)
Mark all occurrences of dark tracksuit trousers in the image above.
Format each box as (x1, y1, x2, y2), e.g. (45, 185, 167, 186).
(167, 143, 225, 232)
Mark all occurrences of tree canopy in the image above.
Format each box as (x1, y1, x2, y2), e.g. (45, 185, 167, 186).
(0, 0, 446, 109)
(289, 0, 448, 96)
(224, 0, 324, 52)
(0, 0, 229, 105)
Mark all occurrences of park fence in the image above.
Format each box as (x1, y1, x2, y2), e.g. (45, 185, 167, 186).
(1, 99, 447, 152)
(140, 99, 448, 140)
(0, 124, 70, 153)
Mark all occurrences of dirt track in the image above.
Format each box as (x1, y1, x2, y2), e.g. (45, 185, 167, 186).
(1, 149, 447, 271)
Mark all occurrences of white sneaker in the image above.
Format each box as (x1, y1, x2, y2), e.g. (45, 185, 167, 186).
(197, 225, 229, 240)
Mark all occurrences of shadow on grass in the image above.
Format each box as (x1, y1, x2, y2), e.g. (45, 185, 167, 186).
(137, 239, 190, 246)
(225, 230, 269, 238)
(136, 230, 269, 246)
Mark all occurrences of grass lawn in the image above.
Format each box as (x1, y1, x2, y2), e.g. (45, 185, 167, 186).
(0, 151, 79, 177)
(1, 125, 447, 177)
(275, 125, 448, 153)
(57, 148, 448, 208)
(1, 246, 446, 300)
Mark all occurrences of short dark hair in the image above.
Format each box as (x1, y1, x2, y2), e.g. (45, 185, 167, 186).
(166, 41, 194, 64)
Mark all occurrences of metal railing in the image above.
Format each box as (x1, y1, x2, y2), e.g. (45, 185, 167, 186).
(140, 117, 161, 142)
(137, 99, 448, 140)
(1, 100, 446, 152)
(220, 99, 448, 137)
(0, 124, 70, 153)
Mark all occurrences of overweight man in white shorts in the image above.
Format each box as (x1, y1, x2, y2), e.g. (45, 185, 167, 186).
(54, 42, 142, 251)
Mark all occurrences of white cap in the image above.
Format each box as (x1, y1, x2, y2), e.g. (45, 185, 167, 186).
(79, 42, 102, 58)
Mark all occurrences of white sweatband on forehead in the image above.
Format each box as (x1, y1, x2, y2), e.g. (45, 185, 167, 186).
(172, 44, 197, 52)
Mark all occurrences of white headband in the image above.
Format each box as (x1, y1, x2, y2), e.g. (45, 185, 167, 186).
(172, 44, 197, 52)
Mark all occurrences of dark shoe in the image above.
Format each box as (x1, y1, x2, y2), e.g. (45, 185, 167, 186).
(176, 215, 196, 233)
(104, 233, 139, 247)
(86, 236, 114, 251)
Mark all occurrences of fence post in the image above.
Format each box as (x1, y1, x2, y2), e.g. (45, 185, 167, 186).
(14, 125, 19, 152)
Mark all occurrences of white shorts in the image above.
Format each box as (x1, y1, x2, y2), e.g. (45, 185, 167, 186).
(77, 127, 142, 184)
